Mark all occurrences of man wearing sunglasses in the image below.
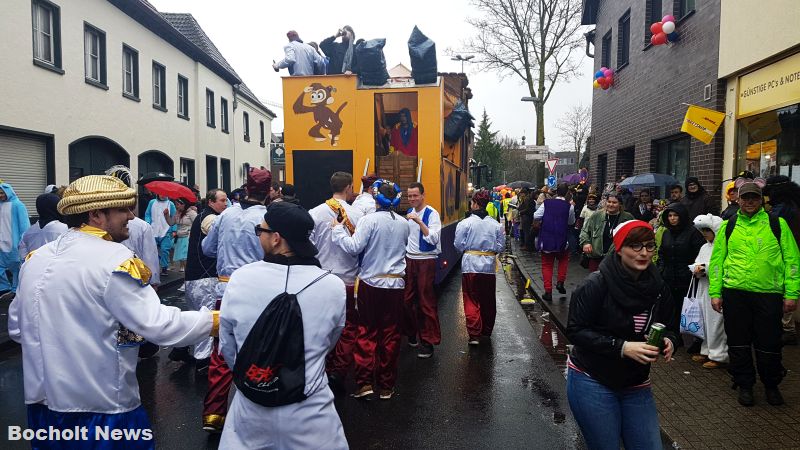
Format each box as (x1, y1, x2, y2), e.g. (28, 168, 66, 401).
(709, 181, 800, 407)
(199, 168, 271, 432)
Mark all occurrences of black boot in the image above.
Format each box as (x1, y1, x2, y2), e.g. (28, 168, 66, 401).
(168, 346, 194, 363)
(542, 292, 553, 302)
(738, 386, 755, 407)
(765, 387, 784, 406)
(556, 282, 566, 295)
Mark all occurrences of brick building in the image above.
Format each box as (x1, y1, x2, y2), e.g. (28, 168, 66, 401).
(582, 0, 724, 200)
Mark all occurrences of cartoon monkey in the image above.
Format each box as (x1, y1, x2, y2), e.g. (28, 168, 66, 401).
(292, 83, 348, 146)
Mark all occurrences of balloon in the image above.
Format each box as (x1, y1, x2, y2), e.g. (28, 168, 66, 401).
(606, 75, 614, 85)
(650, 22, 663, 35)
(662, 15, 676, 24)
(597, 77, 608, 88)
(601, 84, 610, 90)
(593, 80, 601, 88)
(603, 69, 613, 78)
(662, 21, 676, 34)
(652, 32, 668, 45)
(667, 32, 680, 42)
(595, 70, 605, 79)
(600, 66, 608, 72)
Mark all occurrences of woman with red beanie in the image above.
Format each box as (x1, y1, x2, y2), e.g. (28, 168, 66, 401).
(566, 220, 677, 449)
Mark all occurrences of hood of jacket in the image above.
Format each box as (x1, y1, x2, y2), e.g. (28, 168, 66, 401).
(685, 176, 706, 199)
(0, 182, 19, 202)
(663, 202, 690, 232)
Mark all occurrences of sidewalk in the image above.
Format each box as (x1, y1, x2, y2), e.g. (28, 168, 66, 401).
(509, 239, 800, 450)
(0, 270, 185, 352)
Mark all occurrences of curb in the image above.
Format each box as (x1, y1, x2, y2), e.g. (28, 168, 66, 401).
(507, 251, 680, 449)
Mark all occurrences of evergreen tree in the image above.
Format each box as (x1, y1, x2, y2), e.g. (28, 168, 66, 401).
(473, 109, 504, 187)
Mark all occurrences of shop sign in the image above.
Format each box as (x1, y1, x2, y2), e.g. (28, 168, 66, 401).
(738, 51, 800, 118)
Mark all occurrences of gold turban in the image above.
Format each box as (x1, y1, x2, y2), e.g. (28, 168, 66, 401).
(57, 175, 137, 215)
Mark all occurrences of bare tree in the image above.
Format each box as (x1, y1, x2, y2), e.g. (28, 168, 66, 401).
(459, 0, 585, 146)
(499, 135, 546, 185)
(556, 103, 591, 161)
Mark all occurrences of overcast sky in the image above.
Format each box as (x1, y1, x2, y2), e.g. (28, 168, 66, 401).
(149, 0, 594, 151)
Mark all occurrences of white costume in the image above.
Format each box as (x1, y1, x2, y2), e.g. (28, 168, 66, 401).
(122, 216, 161, 285)
(309, 198, 363, 286)
(352, 192, 377, 216)
(406, 205, 442, 260)
(455, 214, 505, 274)
(8, 227, 213, 414)
(692, 214, 729, 363)
(218, 261, 348, 449)
(17, 220, 68, 259)
(332, 210, 409, 289)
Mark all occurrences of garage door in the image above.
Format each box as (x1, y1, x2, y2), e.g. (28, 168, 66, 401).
(0, 131, 47, 218)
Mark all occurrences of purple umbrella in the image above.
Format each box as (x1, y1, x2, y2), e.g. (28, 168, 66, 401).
(560, 173, 582, 184)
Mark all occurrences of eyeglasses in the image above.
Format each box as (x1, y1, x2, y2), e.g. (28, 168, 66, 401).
(628, 242, 657, 252)
(254, 225, 277, 236)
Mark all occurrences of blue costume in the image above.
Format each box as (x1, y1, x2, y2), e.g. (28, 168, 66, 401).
(144, 197, 176, 272)
(0, 182, 30, 292)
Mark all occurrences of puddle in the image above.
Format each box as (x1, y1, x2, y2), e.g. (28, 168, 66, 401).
(504, 261, 570, 377)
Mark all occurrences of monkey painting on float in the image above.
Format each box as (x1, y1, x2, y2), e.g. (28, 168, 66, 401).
(293, 83, 348, 146)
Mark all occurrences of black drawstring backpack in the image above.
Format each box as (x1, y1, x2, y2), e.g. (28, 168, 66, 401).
(232, 266, 330, 407)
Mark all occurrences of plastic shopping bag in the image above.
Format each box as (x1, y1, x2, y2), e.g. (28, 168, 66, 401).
(680, 278, 705, 339)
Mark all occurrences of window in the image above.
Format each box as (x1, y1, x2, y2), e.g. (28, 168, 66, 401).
(221, 158, 231, 192)
(243, 112, 250, 141)
(645, 0, 662, 43)
(206, 89, 215, 127)
(206, 156, 218, 189)
(177, 75, 188, 119)
(83, 23, 106, 87)
(259, 121, 265, 147)
(152, 62, 166, 111)
(737, 104, 800, 180)
(180, 158, 195, 187)
(601, 30, 612, 70)
(220, 98, 229, 132)
(122, 45, 139, 99)
(617, 10, 630, 69)
(675, 0, 695, 19)
(31, 0, 62, 72)
(655, 136, 690, 187)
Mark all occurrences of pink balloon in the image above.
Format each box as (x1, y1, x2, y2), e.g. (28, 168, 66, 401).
(662, 15, 676, 24)
(603, 69, 613, 78)
(600, 66, 608, 72)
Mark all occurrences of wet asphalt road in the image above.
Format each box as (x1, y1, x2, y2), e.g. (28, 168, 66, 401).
(0, 266, 582, 449)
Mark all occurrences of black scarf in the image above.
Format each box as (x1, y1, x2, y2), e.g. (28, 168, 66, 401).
(470, 209, 489, 219)
(263, 254, 321, 268)
(598, 252, 664, 313)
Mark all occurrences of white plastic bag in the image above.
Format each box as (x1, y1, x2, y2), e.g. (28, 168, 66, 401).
(680, 278, 705, 339)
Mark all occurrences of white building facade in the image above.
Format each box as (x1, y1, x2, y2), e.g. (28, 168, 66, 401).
(0, 0, 275, 214)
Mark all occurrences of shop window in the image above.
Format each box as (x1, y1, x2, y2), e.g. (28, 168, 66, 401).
(655, 135, 690, 187)
(737, 104, 800, 181)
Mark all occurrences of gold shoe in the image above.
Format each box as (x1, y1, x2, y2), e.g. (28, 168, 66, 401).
(353, 385, 374, 399)
(202, 414, 225, 433)
(691, 355, 709, 363)
(702, 360, 725, 369)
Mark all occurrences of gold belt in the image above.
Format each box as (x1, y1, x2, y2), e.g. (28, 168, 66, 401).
(465, 250, 497, 256)
(218, 275, 230, 282)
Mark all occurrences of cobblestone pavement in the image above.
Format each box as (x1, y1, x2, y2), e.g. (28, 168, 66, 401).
(509, 238, 800, 450)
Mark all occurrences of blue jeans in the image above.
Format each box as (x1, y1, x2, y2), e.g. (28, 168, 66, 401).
(567, 368, 662, 450)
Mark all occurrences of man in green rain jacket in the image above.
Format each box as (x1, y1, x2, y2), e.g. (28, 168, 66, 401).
(709, 181, 800, 407)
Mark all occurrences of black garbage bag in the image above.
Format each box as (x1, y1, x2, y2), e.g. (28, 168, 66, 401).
(444, 101, 475, 143)
(355, 39, 389, 86)
(408, 26, 437, 84)
(232, 267, 330, 407)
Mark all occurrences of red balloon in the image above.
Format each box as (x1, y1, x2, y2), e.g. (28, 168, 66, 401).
(601, 84, 610, 90)
(606, 75, 614, 85)
(650, 21, 663, 35)
(597, 77, 609, 88)
(652, 32, 668, 45)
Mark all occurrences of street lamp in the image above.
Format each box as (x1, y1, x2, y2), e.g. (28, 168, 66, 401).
(520, 96, 541, 106)
(451, 54, 475, 73)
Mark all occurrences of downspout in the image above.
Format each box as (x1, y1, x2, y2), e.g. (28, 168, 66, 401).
(233, 84, 239, 187)
(584, 29, 596, 58)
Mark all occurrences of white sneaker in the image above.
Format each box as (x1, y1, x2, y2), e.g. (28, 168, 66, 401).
(177, 282, 186, 292)
(468, 339, 479, 346)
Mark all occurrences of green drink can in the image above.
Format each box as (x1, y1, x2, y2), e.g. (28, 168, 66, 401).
(646, 323, 666, 349)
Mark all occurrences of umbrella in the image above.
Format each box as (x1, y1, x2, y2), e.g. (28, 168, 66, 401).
(619, 173, 678, 188)
(137, 171, 174, 184)
(560, 173, 583, 184)
(507, 180, 534, 189)
(144, 181, 197, 202)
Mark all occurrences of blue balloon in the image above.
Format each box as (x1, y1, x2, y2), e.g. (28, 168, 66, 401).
(594, 70, 604, 79)
(667, 32, 679, 42)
